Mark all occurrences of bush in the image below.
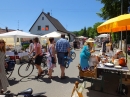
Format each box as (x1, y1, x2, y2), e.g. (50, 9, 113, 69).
(22, 44, 29, 50)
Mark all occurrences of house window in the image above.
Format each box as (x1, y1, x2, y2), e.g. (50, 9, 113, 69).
(42, 17, 44, 20)
(37, 26, 41, 31)
(45, 25, 49, 31)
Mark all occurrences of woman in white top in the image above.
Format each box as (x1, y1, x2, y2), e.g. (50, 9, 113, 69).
(29, 40, 34, 56)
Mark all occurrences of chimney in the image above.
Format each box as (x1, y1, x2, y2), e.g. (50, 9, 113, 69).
(5, 27, 8, 32)
(47, 12, 50, 16)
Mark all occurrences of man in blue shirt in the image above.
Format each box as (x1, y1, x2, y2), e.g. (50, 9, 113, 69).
(56, 34, 70, 79)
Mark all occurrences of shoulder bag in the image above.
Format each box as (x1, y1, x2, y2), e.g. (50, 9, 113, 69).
(48, 45, 56, 64)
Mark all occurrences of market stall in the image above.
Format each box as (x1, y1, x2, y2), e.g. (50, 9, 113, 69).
(0, 30, 40, 49)
(0, 30, 40, 60)
(41, 31, 69, 45)
(97, 14, 130, 95)
(97, 34, 110, 38)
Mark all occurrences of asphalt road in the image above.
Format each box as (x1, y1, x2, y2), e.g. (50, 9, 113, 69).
(7, 49, 130, 97)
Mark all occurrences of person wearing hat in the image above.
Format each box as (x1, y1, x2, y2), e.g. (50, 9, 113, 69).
(80, 38, 95, 71)
(85, 38, 95, 53)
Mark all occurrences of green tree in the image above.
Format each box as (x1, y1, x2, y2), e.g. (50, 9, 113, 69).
(93, 22, 103, 36)
(83, 27, 87, 37)
(87, 27, 93, 38)
(71, 22, 103, 38)
(78, 29, 84, 36)
(97, 0, 130, 20)
(97, 0, 130, 42)
(73, 31, 79, 36)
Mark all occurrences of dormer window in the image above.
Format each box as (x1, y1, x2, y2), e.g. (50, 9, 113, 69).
(42, 17, 44, 20)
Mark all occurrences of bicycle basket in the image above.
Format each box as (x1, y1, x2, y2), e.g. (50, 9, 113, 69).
(6, 60, 15, 71)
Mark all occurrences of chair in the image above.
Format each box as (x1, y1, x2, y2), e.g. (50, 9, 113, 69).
(77, 64, 97, 88)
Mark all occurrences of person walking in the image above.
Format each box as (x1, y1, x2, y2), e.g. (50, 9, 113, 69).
(101, 38, 109, 55)
(0, 39, 9, 92)
(29, 37, 43, 79)
(56, 34, 70, 79)
(47, 37, 57, 79)
(73, 39, 77, 50)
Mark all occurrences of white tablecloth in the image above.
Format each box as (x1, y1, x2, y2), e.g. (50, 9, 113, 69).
(6, 51, 28, 58)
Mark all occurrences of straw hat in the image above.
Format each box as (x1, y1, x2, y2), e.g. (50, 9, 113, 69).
(86, 38, 95, 42)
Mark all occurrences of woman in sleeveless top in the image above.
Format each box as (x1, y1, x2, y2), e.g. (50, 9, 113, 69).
(29, 37, 43, 79)
(47, 37, 56, 79)
(0, 39, 9, 92)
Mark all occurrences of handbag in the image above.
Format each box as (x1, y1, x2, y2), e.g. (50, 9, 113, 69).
(48, 45, 56, 64)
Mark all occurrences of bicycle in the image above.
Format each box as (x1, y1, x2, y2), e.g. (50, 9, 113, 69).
(41, 53, 47, 68)
(0, 88, 47, 97)
(70, 49, 76, 60)
(64, 56, 73, 68)
(18, 56, 35, 77)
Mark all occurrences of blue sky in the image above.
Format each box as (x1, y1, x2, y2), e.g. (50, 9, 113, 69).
(0, 0, 104, 32)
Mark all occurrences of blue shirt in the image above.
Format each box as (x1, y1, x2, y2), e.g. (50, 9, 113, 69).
(56, 38, 70, 52)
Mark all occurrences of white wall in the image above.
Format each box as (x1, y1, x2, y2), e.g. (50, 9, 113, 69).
(30, 13, 57, 35)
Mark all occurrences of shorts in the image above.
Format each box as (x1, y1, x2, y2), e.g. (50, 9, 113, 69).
(35, 55, 43, 65)
(57, 52, 68, 67)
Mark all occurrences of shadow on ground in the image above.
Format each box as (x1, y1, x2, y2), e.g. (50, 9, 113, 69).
(8, 78, 19, 86)
(51, 76, 82, 84)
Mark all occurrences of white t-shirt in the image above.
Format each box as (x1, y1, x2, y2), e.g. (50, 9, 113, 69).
(29, 43, 34, 52)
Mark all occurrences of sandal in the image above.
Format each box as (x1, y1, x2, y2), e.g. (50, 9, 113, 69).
(35, 75, 41, 79)
(40, 71, 44, 75)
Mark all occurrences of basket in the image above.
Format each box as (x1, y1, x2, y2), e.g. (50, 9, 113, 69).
(77, 64, 97, 78)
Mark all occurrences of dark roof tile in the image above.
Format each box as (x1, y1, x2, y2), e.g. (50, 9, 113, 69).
(0, 28, 15, 34)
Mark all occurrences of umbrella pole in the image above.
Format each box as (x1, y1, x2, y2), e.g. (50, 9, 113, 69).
(125, 30, 128, 81)
(126, 30, 127, 64)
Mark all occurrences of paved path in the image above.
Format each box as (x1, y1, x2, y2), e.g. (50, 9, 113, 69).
(7, 49, 130, 97)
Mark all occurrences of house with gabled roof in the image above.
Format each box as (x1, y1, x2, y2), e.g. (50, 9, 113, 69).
(29, 11, 75, 41)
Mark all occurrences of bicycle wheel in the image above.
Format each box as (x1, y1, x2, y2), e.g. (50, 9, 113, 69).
(41, 57, 47, 68)
(64, 61, 69, 68)
(18, 63, 34, 77)
(6, 70, 13, 79)
(71, 52, 76, 60)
